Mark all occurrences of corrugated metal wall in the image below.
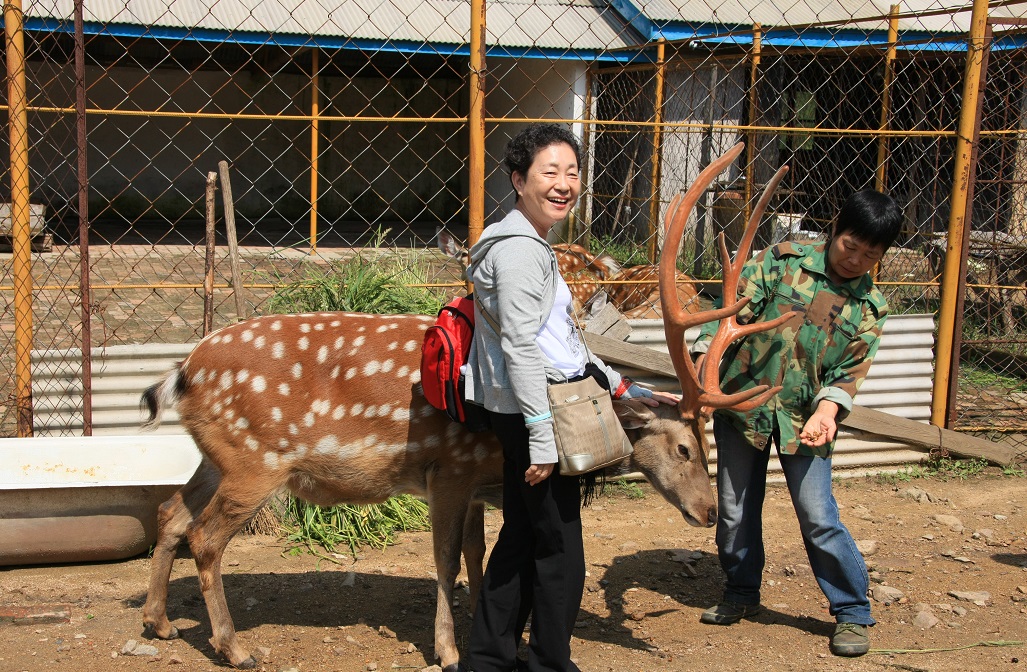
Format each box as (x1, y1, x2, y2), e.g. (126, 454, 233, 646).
(32, 314, 937, 473)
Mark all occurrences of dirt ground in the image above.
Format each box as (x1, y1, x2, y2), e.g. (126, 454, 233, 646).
(2, 469, 1027, 672)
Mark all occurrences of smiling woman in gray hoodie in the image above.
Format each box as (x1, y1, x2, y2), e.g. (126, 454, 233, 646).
(459, 124, 675, 672)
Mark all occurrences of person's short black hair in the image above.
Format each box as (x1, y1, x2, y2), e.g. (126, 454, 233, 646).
(503, 123, 581, 182)
(833, 190, 903, 251)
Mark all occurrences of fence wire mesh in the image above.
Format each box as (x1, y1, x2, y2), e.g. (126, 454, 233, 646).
(0, 0, 1024, 457)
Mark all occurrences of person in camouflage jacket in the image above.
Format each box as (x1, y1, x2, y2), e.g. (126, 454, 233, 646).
(691, 190, 903, 658)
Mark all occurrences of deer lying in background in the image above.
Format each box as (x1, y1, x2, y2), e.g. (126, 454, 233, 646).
(607, 264, 702, 319)
(437, 229, 621, 313)
(140, 142, 787, 671)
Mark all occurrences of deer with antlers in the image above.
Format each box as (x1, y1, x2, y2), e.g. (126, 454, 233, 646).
(139, 142, 787, 671)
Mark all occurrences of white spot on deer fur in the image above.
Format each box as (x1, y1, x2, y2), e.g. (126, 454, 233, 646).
(236, 370, 250, 384)
(397, 365, 410, 378)
(304, 412, 315, 427)
(423, 434, 440, 448)
(364, 434, 378, 448)
(297, 336, 309, 350)
(332, 404, 346, 420)
(211, 335, 222, 345)
(391, 408, 410, 422)
(278, 382, 290, 396)
(351, 403, 365, 416)
(419, 405, 435, 418)
(388, 341, 398, 351)
(345, 367, 357, 380)
(220, 371, 233, 390)
(222, 334, 233, 344)
(363, 361, 381, 376)
(241, 330, 254, 342)
(409, 370, 421, 384)
(314, 322, 325, 331)
(381, 359, 394, 373)
(225, 408, 236, 421)
(330, 320, 341, 327)
(300, 323, 311, 333)
(244, 436, 259, 451)
(311, 399, 330, 416)
(404, 340, 418, 352)
(377, 404, 392, 417)
(271, 407, 282, 422)
(364, 405, 377, 418)
(278, 438, 289, 449)
(235, 417, 250, 430)
(264, 452, 280, 469)
(445, 423, 461, 440)
(334, 337, 344, 349)
(252, 376, 267, 393)
(192, 368, 207, 386)
(271, 320, 282, 331)
(254, 335, 266, 349)
(317, 345, 329, 363)
(331, 365, 341, 379)
(376, 325, 389, 333)
(289, 423, 299, 435)
(212, 401, 224, 415)
(474, 445, 489, 462)
(353, 336, 366, 347)
(292, 362, 303, 379)
(272, 342, 285, 359)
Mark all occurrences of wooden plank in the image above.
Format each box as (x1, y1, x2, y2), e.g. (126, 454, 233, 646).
(583, 332, 1017, 466)
(583, 302, 632, 341)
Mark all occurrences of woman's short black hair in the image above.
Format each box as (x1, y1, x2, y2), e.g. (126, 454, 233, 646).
(503, 122, 581, 180)
(833, 190, 904, 251)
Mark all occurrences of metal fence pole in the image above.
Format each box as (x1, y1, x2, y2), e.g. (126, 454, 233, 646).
(647, 39, 666, 262)
(74, 0, 93, 436)
(310, 49, 320, 253)
(467, 0, 486, 252)
(875, 4, 900, 192)
(5, 0, 34, 437)
(931, 0, 991, 428)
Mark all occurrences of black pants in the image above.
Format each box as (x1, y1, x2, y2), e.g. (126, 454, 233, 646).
(465, 412, 585, 672)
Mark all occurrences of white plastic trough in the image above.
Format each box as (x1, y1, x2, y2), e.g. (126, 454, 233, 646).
(0, 434, 201, 566)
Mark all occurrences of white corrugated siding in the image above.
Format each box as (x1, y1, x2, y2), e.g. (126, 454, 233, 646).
(25, 0, 640, 51)
(31, 314, 937, 473)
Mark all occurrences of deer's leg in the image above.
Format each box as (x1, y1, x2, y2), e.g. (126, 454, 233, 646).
(143, 459, 220, 640)
(461, 501, 486, 615)
(187, 475, 276, 669)
(426, 476, 474, 672)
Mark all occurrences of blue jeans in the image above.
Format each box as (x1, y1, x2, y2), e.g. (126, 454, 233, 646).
(713, 419, 874, 626)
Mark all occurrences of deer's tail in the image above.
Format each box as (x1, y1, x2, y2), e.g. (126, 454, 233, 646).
(141, 363, 187, 430)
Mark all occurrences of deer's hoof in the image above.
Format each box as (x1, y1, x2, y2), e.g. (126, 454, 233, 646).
(142, 622, 179, 640)
(235, 655, 258, 669)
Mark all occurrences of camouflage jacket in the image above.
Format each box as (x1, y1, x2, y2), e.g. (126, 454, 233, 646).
(691, 241, 888, 457)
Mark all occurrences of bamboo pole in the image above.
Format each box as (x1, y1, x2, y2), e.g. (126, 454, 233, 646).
(931, 0, 990, 428)
(647, 39, 666, 263)
(468, 0, 486, 254)
(744, 23, 761, 225)
(310, 49, 319, 253)
(218, 160, 246, 321)
(6, 0, 33, 436)
(875, 5, 900, 192)
(74, 0, 93, 436)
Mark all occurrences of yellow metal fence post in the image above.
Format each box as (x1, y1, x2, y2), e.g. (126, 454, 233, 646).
(930, 0, 990, 427)
(875, 4, 900, 192)
(5, 0, 34, 436)
(647, 39, 666, 263)
(310, 49, 320, 253)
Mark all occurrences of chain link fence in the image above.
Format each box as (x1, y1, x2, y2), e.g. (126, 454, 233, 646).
(1, 0, 1025, 456)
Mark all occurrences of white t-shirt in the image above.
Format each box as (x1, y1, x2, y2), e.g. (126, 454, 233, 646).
(535, 275, 585, 378)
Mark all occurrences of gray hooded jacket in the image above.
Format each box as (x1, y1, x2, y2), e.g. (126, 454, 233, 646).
(462, 209, 628, 464)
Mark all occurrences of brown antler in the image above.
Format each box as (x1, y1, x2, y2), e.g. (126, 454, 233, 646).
(660, 142, 794, 419)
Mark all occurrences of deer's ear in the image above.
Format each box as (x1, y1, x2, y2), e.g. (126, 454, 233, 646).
(613, 399, 656, 430)
(437, 228, 464, 258)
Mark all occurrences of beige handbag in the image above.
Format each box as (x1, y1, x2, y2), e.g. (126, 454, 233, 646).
(547, 375, 633, 476)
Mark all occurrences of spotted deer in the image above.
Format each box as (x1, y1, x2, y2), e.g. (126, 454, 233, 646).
(139, 142, 787, 671)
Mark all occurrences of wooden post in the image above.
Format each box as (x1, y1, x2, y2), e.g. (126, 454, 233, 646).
(875, 4, 900, 192)
(203, 172, 217, 336)
(218, 160, 247, 321)
(931, 0, 990, 428)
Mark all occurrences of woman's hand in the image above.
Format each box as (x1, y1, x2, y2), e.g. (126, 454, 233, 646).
(525, 462, 555, 485)
(639, 391, 680, 407)
(800, 400, 840, 448)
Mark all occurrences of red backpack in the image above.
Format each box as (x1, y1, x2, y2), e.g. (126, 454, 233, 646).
(420, 295, 491, 431)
